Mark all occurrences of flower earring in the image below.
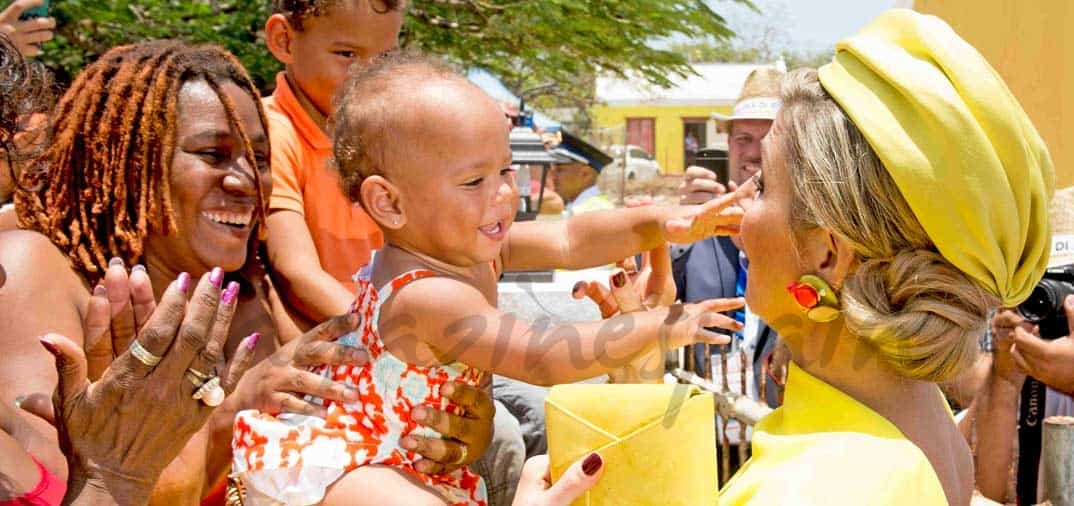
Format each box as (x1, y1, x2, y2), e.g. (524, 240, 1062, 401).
(787, 274, 841, 322)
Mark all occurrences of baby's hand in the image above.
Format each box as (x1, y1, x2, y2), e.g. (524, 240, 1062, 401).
(660, 298, 745, 350)
(663, 189, 745, 244)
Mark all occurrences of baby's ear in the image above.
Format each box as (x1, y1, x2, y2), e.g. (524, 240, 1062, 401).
(361, 175, 406, 230)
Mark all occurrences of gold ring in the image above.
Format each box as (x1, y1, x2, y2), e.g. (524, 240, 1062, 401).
(186, 369, 211, 388)
(453, 445, 469, 466)
(128, 340, 162, 367)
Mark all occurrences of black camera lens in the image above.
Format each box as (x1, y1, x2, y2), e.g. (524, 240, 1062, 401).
(1018, 280, 1063, 323)
(1018, 276, 1074, 340)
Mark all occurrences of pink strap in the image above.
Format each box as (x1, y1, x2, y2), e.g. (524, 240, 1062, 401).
(0, 457, 67, 506)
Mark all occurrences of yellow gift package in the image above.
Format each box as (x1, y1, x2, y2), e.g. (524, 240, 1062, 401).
(546, 384, 718, 505)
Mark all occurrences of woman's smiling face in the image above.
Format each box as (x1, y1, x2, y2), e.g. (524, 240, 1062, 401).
(144, 79, 270, 276)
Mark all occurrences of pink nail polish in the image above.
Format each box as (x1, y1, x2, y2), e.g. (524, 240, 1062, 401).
(222, 281, 240, 305)
(93, 285, 107, 297)
(245, 332, 261, 351)
(177, 272, 191, 293)
(209, 267, 224, 288)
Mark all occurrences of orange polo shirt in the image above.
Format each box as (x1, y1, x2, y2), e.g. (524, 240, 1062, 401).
(265, 72, 383, 293)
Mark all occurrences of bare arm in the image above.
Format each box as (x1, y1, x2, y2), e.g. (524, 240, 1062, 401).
(0, 231, 87, 481)
(265, 210, 354, 326)
(969, 309, 1029, 502)
(502, 194, 741, 272)
(388, 277, 741, 386)
(968, 370, 1021, 502)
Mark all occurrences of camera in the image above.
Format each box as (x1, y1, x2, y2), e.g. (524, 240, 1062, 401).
(693, 148, 728, 185)
(1017, 264, 1074, 340)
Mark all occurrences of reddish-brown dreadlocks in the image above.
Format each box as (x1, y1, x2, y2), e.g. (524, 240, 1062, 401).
(16, 40, 270, 286)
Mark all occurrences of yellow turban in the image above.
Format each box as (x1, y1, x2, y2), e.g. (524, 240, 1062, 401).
(818, 9, 1054, 306)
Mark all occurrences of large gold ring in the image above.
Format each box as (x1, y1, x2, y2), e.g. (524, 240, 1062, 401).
(192, 376, 225, 407)
(128, 340, 162, 367)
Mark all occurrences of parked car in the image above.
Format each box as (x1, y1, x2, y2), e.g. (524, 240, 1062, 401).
(603, 144, 661, 182)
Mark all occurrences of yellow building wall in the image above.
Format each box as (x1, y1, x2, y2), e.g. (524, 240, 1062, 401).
(914, 0, 1073, 187)
(592, 104, 733, 175)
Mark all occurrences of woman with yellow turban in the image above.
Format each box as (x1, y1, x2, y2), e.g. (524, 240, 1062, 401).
(722, 7, 1052, 504)
(514, 8, 1054, 506)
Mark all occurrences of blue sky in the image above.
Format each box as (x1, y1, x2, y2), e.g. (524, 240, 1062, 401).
(708, 0, 898, 53)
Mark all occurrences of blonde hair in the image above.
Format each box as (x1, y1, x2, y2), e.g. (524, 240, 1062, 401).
(777, 69, 997, 382)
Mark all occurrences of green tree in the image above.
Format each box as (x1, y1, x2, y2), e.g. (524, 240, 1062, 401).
(40, 0, 277, 89)
(36, 0, 749, 98)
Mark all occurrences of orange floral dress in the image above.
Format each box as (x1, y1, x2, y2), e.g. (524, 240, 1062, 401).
(232, 266, 487, 506)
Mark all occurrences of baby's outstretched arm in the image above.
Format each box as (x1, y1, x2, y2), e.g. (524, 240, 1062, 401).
(502, 191, 743, 272)
(381, 276, 743, 386)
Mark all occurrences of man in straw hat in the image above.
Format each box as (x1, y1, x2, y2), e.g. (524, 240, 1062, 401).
(973, 186, 1074, 504)
(680, 66, 783, 205)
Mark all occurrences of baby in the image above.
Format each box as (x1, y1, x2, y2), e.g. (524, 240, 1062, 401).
(232, 53, 744, 506)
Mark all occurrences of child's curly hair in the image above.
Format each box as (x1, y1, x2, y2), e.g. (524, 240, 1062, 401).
(0, 33, 54, 184)
(273, 0, 405, 30)
(332, 50, 459, 205)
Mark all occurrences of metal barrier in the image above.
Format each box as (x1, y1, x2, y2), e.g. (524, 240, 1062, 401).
(672, 343, 774, 484)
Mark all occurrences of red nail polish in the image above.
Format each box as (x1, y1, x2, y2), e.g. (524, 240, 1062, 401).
(177, 272, 191, 293)
(210, 267, 225, 288)
(582, 453, 603, 475)
(612, 271, 627, 288)
(39, 337, 59, 355)
(222, 281, 240, 305)
(245, 332, 261, 351)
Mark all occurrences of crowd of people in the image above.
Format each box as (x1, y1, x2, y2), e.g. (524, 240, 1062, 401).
(0, 0, 1066, 505)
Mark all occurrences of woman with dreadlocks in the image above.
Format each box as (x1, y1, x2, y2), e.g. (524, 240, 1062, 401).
(0, 34, 264, 505)
(0, 39, 495, 504)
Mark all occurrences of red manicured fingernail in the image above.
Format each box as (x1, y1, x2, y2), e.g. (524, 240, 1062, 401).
(93, 284, 107, 297)
(572, 282, 586, 296)
(612, 271, 627, 288)
(210, 267, 225, 288)
(39, 336, 59, 355)
(582, 453, 603, 475)
(245, 332, 261, 351)
(222, 281, 240, 305)
(177, 272, 191, 293)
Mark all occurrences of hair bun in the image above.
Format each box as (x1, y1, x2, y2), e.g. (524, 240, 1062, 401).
(842, 249, 997, 381)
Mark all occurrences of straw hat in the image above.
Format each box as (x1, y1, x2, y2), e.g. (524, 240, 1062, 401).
(1048, 186, 1074, 267)
(711, 67, 784, 128)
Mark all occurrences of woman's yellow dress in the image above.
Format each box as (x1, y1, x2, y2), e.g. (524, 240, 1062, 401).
(719, 362, 948, 505)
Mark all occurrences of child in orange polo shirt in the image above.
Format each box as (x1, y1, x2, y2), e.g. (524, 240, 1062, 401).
(261, 0, 403, 323)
